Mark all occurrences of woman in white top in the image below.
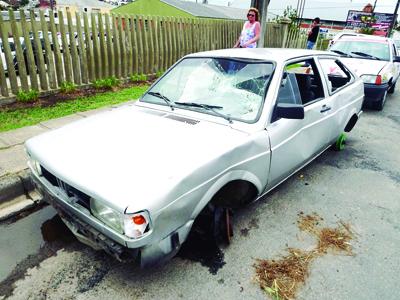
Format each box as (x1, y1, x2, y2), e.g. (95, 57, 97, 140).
(233, 8, 261, 48)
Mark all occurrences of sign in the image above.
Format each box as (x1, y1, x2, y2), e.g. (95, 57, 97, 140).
(346, 10, 394, 36)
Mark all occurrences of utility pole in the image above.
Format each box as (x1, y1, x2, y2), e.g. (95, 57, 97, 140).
(250, 0, 270, 47)
(297, 0, 306, 29)
(389, 0, 400, 37)
(372, 0, 377, 12)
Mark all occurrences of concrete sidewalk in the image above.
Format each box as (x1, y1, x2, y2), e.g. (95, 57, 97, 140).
(0, 101, 134, 221)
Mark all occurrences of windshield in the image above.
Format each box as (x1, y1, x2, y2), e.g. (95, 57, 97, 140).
(141, 57, 274, 123)
(330, 40, 390, 61)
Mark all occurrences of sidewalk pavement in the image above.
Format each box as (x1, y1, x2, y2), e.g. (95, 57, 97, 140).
(0, 101, 135, 221)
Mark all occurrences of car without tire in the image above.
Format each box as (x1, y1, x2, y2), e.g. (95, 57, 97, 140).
(25, 48, 364, 267)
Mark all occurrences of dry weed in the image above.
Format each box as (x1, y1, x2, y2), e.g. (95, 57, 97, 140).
(255, 248, 316, 300)
(254, 213, 355, 300)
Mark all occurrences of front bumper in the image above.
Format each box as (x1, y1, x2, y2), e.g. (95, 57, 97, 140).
(30, 168, 191, 267)
(31, 171, 140, 261)
(363, 82, 388, 104)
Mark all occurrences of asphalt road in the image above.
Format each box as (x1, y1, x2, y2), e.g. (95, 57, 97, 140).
(0, 91, 399, 300)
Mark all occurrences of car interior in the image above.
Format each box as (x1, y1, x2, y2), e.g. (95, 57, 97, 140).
(277, 59, 324, 106)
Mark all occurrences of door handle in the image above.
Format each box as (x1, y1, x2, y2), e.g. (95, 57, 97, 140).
(320, 105, 331, 113)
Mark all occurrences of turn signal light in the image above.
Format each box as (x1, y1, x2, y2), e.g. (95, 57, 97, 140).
(123, 211, 150, 239)
(133, 215, 146, 225)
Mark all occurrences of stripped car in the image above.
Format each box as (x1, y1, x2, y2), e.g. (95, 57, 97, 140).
(329, 34, 400, 110)
(25, 49, 364, 267)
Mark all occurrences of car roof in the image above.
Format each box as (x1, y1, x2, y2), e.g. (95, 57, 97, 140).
(335, 32, 363, 37)
(186, 48, 337, 63)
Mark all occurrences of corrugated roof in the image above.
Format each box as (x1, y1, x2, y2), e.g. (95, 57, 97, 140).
(160, 0, 247, 20)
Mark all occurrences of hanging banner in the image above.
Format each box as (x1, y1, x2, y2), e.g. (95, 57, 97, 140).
(346, 10, 394, 36)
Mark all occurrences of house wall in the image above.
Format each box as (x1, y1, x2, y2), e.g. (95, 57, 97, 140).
(57, 4, 112, 15)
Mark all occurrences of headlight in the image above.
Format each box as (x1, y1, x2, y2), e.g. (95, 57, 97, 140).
(90, 198, 124, 234)
(361, 74, 388, 85)
(90, 198, 150, 239)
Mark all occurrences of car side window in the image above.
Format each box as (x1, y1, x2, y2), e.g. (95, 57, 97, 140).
(272, 59, 325, 123)
(277, 59, 325, 106)
(276, 72, 302, 105)
(318, 59, 352, 94)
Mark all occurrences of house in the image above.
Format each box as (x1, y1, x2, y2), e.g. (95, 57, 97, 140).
(40, 0, 114, 15)
(112, 0, 249, 20)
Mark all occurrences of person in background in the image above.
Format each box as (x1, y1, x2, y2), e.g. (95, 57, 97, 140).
(306, 17, 320, 50)
(233, 8, 261, 48)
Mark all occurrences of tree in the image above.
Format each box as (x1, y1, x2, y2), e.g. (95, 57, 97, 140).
(273, 5, 298, 30)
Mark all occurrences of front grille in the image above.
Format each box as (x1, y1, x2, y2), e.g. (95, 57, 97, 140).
(41, 166, 91, 209)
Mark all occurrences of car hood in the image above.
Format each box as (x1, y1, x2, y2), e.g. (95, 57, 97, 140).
(340, 57, 387, 76)
(26, 105, 249, 212)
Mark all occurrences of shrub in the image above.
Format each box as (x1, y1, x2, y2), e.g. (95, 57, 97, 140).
(16, 89, 39, 103)
(60, 81, 77, 93)
(156, 70, 164, 78)
(92, 77, 120, 90)
(130, 73, 147, 82)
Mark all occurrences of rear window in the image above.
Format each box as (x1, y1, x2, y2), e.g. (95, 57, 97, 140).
(330, 40, 390, 61)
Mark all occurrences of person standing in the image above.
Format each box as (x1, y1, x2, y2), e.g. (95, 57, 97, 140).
(306, 17, 320, 49)
(233, 8, 261, 48)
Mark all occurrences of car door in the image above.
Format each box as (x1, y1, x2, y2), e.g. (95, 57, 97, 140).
(317, 57, 355, 143)
(266, 57, 336, 189)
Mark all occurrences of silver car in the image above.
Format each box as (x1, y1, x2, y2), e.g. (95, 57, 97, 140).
(25, 49, 364, 267)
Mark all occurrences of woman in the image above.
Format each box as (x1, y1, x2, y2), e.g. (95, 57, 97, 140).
(233, 8, 261, 48)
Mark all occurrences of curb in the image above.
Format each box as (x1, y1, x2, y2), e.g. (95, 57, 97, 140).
(0, 169, 43, 222)
(0, 169, 32, 204)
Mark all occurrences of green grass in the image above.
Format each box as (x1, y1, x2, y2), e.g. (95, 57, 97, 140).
(0, 85, 149, 132)
(112, 0, 194, 18)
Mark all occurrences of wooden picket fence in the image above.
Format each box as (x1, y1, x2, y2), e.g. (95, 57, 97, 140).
(0, 9, 291, 99)
(284, 26, 329, 50)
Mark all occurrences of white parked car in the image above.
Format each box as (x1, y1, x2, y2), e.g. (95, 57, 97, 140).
(328, 31, 365, 48)
(26, 49, 364, 267)
(0, 38, 17, 74)
(329, 34, 400, 110)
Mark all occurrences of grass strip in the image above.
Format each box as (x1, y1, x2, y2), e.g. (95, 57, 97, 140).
(0, 85, 149, 132)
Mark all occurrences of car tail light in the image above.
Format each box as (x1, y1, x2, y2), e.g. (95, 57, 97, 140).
(375, 75, 382, 85)
(361, 74, 387, 85)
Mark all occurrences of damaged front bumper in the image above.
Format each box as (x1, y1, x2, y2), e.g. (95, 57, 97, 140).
(30, 169, 192, 267)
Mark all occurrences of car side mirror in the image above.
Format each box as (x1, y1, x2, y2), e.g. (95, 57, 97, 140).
(394, 56, 400, 63)
(275, 103, 305, 119)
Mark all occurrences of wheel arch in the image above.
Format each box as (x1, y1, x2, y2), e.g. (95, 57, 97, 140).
(191, 170, 262, 219)
(344, 112, 359, 132)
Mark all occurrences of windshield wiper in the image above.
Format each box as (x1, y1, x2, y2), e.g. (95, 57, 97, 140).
(147, 91, 175, 110)
(174, 102, 232, 123)
(351, 51, 381, 60)
(330, 50, 352, 57)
